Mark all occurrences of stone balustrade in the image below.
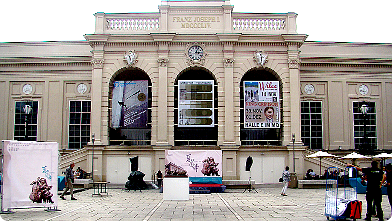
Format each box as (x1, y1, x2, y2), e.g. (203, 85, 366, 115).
(95, 12, 296, 35)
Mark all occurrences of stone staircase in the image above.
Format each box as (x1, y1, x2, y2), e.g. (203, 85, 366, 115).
(303, 148, 347, 172)
(59, 147, 89, 173)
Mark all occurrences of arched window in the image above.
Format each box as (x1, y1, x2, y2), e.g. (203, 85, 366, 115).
(174, 68, 218, 146)
(108, 68, 152, 145)
(240, 69, 282, 146)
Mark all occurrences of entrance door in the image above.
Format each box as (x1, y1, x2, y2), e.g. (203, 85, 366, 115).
(261, 156, 285, 183)
(106, 156, 131, 185)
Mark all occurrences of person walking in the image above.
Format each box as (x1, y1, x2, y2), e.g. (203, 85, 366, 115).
(60, 163, 77, 200)
(349, 161, 384, 221)
(281, 166, 290, 196)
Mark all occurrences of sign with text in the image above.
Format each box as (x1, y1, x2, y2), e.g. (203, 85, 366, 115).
(2, 141, 58, 210)
(165, 150, 222, 177)
(244, 81, 280, 128)
(169, 15, 223, 31)
(178, 80, 214, 127)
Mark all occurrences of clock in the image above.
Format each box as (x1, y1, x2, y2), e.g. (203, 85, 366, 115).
(77, 83, 88, 94)
(304, 84, 315, 95)
(359, 84, 369, 95)
(188, 45, 203, 60)
(22, 84, 33, 95)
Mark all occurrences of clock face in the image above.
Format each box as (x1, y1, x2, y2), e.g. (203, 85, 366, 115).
(304, 84, 315, 95)
(188, 45, 203, 60)
(77, 83, 88, 94)
(22, 84, 33, 95)
(359, 84, 369, 95)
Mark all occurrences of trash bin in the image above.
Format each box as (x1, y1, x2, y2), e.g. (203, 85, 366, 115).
(289, 172, 298, 188)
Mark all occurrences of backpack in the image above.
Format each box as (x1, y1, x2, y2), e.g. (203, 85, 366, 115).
(346, 200, 362, 219)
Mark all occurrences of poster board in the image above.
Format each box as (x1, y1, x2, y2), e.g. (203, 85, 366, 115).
(165, 150, 222, 177)
(244, 81, 280, 128)
(2, 141, 58, 210)
(178, 80, 214, 127)
(111, 80, 149, 128)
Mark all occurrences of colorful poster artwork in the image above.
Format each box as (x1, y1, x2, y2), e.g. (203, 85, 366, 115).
(244, 81, 280, 128)
(165, 150, 222, 177)
(112, 80, 148, 128)
(2, 141, 58, 210)
(178, 80, 214, 127)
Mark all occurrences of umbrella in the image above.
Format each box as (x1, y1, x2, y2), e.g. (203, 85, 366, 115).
(306, 151, 337, 175)
(373, 153, 392, 167)
(341, 152, 371, 165)
(373, 153, 392, 159)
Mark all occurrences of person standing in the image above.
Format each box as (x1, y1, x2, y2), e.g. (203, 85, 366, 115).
(382, 163, 392, 221)
(349, 161, 384, 221)
(60, 163, 77, 200)
(281, 166, 290, 196)
(157, 170, 163, 188)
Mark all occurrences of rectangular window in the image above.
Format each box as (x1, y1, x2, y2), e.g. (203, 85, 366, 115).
(69, 101, 91, 149)
(14, 101, 39, 141)
(301, 101, 323, 149)
(353, 101, 377, 151)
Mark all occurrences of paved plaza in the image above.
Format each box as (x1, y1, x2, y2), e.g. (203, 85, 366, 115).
(1, 187, 391, 221)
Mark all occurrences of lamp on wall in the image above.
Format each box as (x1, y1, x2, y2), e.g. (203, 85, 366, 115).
(359, 103, 370, 155)
(23, 104, 32, 140)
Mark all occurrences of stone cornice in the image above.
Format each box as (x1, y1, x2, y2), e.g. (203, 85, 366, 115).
(282, 34, 308, 48)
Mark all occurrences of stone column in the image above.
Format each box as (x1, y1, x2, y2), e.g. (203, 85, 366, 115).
(156, 55, 169, 146)
(223, 56, 235, 145)
(87, 37, 108, 146)
(283, 34, 307, 146)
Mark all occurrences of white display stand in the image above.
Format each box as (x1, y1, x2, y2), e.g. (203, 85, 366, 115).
(163, 177, 189, 200)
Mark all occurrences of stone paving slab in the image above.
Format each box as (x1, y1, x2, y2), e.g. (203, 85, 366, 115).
(0, 187, 391, 221)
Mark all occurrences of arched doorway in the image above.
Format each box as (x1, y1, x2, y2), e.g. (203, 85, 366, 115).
(174, 67, 218, 146)
(108, 68, 152, 145)
(240, 68, 283, 146)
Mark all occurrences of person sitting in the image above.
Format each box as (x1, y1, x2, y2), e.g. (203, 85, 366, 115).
(76, 167, 85, 179)
(309, 169, 318, 179)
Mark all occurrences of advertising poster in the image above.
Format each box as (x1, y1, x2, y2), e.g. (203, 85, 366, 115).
(165, 150, 222, 177)
(112, 80, 148, 128)
(178, 80, 214, 127)
(2, 141, 58, 210)
(244, 81, 280, 128)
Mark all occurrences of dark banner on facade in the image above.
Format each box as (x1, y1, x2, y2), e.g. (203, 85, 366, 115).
(244, 81, 280, 128)
(178, 80, 214, 127)
(112, 80, 148, 128)
(2, 141, 58, 210)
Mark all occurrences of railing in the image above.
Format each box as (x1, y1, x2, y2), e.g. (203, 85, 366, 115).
(232, 18, 285, 31)
(107, 18, 159, 31)
(59, 147, 88, 170)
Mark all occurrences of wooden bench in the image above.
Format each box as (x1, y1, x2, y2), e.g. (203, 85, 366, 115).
(298, 179, 337, 189)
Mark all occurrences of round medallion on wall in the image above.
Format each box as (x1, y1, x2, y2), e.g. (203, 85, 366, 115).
(77, 83, 88, 94)
(188, 45, 204, 60)
(304, 84, 315, 95)
(358, 84, 369, 95)
(22, 84, 33, 95)
(138, 93, 146, 101)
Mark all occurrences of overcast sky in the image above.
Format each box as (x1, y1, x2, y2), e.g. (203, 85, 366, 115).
(1, 0, 391, 43)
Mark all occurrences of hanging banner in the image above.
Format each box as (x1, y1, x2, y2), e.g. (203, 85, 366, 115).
(112, 80, 148, 128)
(165, 150, 222, 177)
(2, 141, 58, 210)
(244, 81, 280, 128)
(178, 80, 214, 127)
